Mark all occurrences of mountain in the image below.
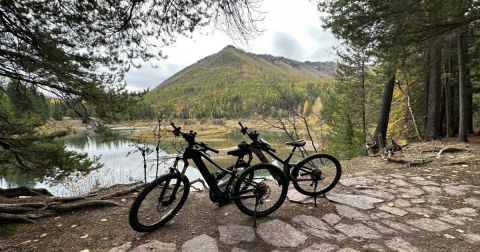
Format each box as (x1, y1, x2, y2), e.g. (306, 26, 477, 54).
(144, 45, 336, 118)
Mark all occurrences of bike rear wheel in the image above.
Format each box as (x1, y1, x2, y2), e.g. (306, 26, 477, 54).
(233, 163, 288, 217)
(129, 172, 190, 232)
(291, 153, 341, 196)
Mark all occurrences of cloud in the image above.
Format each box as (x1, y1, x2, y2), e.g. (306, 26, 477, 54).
(124, 63, 182, 91)
(271, 32, 305, 60)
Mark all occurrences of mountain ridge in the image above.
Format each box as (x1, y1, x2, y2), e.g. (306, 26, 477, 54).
(145, 45, 335, 118)
(153, 45, 336, 89)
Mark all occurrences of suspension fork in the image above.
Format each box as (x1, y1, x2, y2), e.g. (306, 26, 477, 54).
(161, 157, 188, 205)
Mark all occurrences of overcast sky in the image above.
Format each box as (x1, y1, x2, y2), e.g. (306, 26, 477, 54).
(124, 0, 340, 91)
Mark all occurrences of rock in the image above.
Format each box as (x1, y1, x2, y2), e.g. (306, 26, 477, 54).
(394, 199, 412, 208)
(109, 242, 132, 252)
(411, 198, 425, 204)
(300, 243, 338, 252)
(218, 224, 255, 244)
(335, 204, 370, 221)
(287, 190, 316, 204)
(381, 220, 419, 233)
(355, 189, 396, 200)
(449, 207, 478, 217)
(405, 207, 433, 216)
(292, 215, 330, 231)
(231, 248, 248, 252)
(0, 243, 5, 251)
(130, 241, 176, 252)
(384, 237, 420, 252)
(362, 244, 385, 252)
(390, 179, 411, 187)
(337, 248, 359, 252)
(366, 221, 397, 235)
(405, 218, 452, 232)
(181, 234, 218, 252)
(322, 213, 341, 226)
(334, 223, 381, 239)
(377, 205, 409, 216)
(256, 219, 307, 248)
(430, 205, 449, 212)
(443, 187, 466, 196)
(340, 177, 374, 187)
(438, 214, 473, 226)
(326, 193, 383, 210)
(398, 187, 425, 196)
(463, 233, 480, 244)
(409, 177, 439, 186)
(421, 186, 442, 194)
(465, 197, 480, 208)
(371, 212, 395, 219)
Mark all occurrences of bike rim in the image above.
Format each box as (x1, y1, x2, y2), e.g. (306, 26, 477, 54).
(136, 178, 186, 227)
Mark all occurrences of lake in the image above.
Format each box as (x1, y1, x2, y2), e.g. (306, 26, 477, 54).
(0, 128, 294, 197)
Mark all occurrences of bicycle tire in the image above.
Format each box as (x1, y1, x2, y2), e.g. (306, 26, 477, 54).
(233, 163, 288, 217)
(291, 153, 341, 196)
(129, 172, 190, 232)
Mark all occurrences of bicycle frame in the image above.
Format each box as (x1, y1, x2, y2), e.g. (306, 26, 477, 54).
(173, 146, 252, 201)
(250, 144, 298, 176)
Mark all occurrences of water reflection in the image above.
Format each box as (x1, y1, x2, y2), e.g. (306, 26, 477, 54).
(0, 130, 202, 197)
(0, 128, 295, 197)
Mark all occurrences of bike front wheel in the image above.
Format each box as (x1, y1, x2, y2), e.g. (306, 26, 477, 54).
(291, 153, 342, 196)
(233, 163, 288, 217)
(129, 172, 190, 232)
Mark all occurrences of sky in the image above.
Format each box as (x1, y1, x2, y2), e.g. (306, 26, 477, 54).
(124, 0, 340, 91)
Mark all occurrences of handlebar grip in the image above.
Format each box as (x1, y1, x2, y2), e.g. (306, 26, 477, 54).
(238, 121, 244, 128)
(207, 146, 220, 154)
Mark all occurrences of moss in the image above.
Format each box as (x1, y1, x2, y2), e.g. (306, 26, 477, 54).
(0, 223, 24, 236)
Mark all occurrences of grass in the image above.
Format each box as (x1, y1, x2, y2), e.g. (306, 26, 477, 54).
(0, 223, 24, 236)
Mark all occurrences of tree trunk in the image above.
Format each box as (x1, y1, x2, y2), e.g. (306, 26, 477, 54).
(465, 64, 474, 134)
(458, 33, 468, 142)
(374, 75, 396, 148)
(445, 50, 454, 137)
(425, 45, 443, 140)
(361, 59, 367, 153)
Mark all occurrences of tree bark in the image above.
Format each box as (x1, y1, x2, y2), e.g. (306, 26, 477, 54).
(425, 45, 443, 140)
(374, 75, 396, 148)
(0, 187, 53, 198)
(361, 59, 367, 153)
(458, 33, 468, 142)
(444, 51, 454, 137)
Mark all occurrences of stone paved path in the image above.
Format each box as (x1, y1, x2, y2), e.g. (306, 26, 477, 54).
(111, 163, 480, 252)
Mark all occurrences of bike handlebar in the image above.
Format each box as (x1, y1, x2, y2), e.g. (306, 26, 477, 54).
(170, 122, 219, 154)
(238, 122, 276, 152)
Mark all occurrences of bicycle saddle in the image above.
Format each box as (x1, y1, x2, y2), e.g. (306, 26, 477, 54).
(227, 141, 250, 157)
(285, 139, 306, 147)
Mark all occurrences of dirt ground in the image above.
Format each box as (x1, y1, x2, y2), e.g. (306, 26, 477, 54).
(1, 136, 479, 252)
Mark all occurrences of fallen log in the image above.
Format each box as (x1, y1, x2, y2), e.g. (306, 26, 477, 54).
(0, 203, 46, 214)
(436, 147, 465, 158)
(0, 187, 53, 198)
(0, 213, 36, 223)
(49, 194, 97, 203)
(382, 156, 432, 167)
(99, 183, 146, 200)
(88, 181, 143, 196)
(46, 200, 119, 212)
(0, 212, 56, 223)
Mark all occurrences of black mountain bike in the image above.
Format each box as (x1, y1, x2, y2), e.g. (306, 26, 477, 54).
(128, 123, 288, 232)
(235, 122, 342, 203)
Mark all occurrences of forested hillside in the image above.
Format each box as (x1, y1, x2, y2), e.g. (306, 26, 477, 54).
(143, 45, 336, 118)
